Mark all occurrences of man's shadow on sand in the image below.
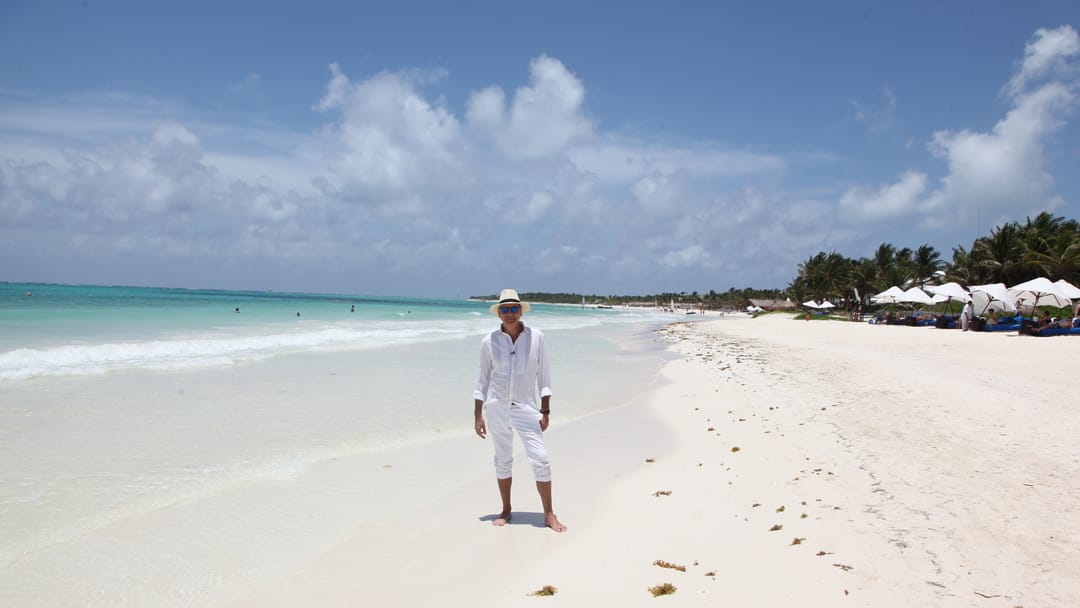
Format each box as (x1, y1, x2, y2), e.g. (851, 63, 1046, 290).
(478, 512, 548, 528)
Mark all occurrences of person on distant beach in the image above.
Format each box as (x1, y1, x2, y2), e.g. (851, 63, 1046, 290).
(960, 300, 973, 331)
(473, 288, 567, 533)
(985, 309, 998, 326)
(1037, 310, 1051, 328)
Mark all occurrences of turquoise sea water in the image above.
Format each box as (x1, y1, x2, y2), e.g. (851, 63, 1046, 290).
(0, 282, 670, 380)
(1, 281, 686, 600)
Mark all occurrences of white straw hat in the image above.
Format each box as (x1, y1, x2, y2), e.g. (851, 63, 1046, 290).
(489, 288, 531, 314)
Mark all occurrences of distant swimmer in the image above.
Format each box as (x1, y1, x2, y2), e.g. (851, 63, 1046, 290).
(350, 305, 355, 312)
(26, 291, 32, 296)
(296, 312, 301, 317)
(235, 307, 240, 313)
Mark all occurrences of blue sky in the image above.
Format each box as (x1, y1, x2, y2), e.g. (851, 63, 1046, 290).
(1, 1, 1078, 297)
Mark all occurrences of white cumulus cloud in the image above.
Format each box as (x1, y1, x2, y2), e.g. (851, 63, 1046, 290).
(1005, 25, 1080, 98)
(838, 171, 928, 220)
(466, 55, 593, 159)
(837, 25, 1079, 228)
(314, 64, 467, 206)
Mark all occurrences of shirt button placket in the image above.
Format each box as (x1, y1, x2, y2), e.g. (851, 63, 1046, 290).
(507, 338, 516, 403)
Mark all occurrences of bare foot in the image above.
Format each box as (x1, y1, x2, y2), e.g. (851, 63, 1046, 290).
(545, 513, 567, 533)
(493, 511, 511, 526)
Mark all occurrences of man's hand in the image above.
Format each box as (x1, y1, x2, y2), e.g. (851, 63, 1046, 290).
(540, 414, 550, 432)
(475, 415, 487, 439)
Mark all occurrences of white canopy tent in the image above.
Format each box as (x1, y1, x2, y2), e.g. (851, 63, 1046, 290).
(801, 300, 821, 309)
(819, 301, 835, 309)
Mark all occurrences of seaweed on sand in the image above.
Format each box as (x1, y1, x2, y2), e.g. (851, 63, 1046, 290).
(528, 585, 558, 596)
(653, 559, 686, 572)
(648, 583, 677, 597)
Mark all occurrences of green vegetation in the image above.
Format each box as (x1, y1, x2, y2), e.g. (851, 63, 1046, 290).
(474, 212, 1079, 312)
(470, 288, 785, 311)
(789, 212, 1079, 311)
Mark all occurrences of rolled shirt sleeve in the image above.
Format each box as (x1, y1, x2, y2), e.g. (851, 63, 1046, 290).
(535, 329, 552, 399)
(473, 338, 493, 402)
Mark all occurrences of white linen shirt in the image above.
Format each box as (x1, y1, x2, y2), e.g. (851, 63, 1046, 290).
(473, 325, 552, 409)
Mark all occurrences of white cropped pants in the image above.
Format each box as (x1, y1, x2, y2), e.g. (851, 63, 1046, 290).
(485, 401, 551, 482)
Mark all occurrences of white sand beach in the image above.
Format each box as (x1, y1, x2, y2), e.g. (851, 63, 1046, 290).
(5, 313, 1077, 607)
(216, 315, 1078, 607)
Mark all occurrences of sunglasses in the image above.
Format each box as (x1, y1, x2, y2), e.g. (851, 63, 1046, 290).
(499, 305, 521, 314)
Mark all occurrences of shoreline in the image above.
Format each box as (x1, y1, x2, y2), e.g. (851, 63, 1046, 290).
(5, 314, 1077, 606)
(0, 317, 674, 607)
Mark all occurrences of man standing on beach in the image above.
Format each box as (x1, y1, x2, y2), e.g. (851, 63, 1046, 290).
(473, 289, 567, 533)
(960, 299, 974, 331)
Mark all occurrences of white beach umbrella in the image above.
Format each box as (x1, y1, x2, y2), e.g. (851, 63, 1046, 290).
(968, 283, 1017, 314)
(925, 282, 972, 303)
(1008, 277, 1073, 311)
(871, 286, 904, 304)
(930, 293, 950, 304)
(898, 287, 934, 305)
(1053, 279, 1080, 300)
(819, 300, 835, 309)
(801, 300, 821, 309)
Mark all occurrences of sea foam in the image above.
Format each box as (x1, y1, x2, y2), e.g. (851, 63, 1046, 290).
(1, 307, 668, 380)
(0, 321, 480, 380)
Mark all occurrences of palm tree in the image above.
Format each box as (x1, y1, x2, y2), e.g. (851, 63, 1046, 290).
(872, 243, 896, 280)
(972, 223, 1026, 284)
(1021, 211, 1064, 253)
(794, 253, 823, 299)
(894, 247, 914, 281)
(912, 244, 944, 286)
(880, 263, 914, 292)
(946, 245, 986, 286)
(795, 251, 851, 304)
(1025, 230, 1080, 282)
(872, 243, 895, 266)
(849, 258, 879, 307)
